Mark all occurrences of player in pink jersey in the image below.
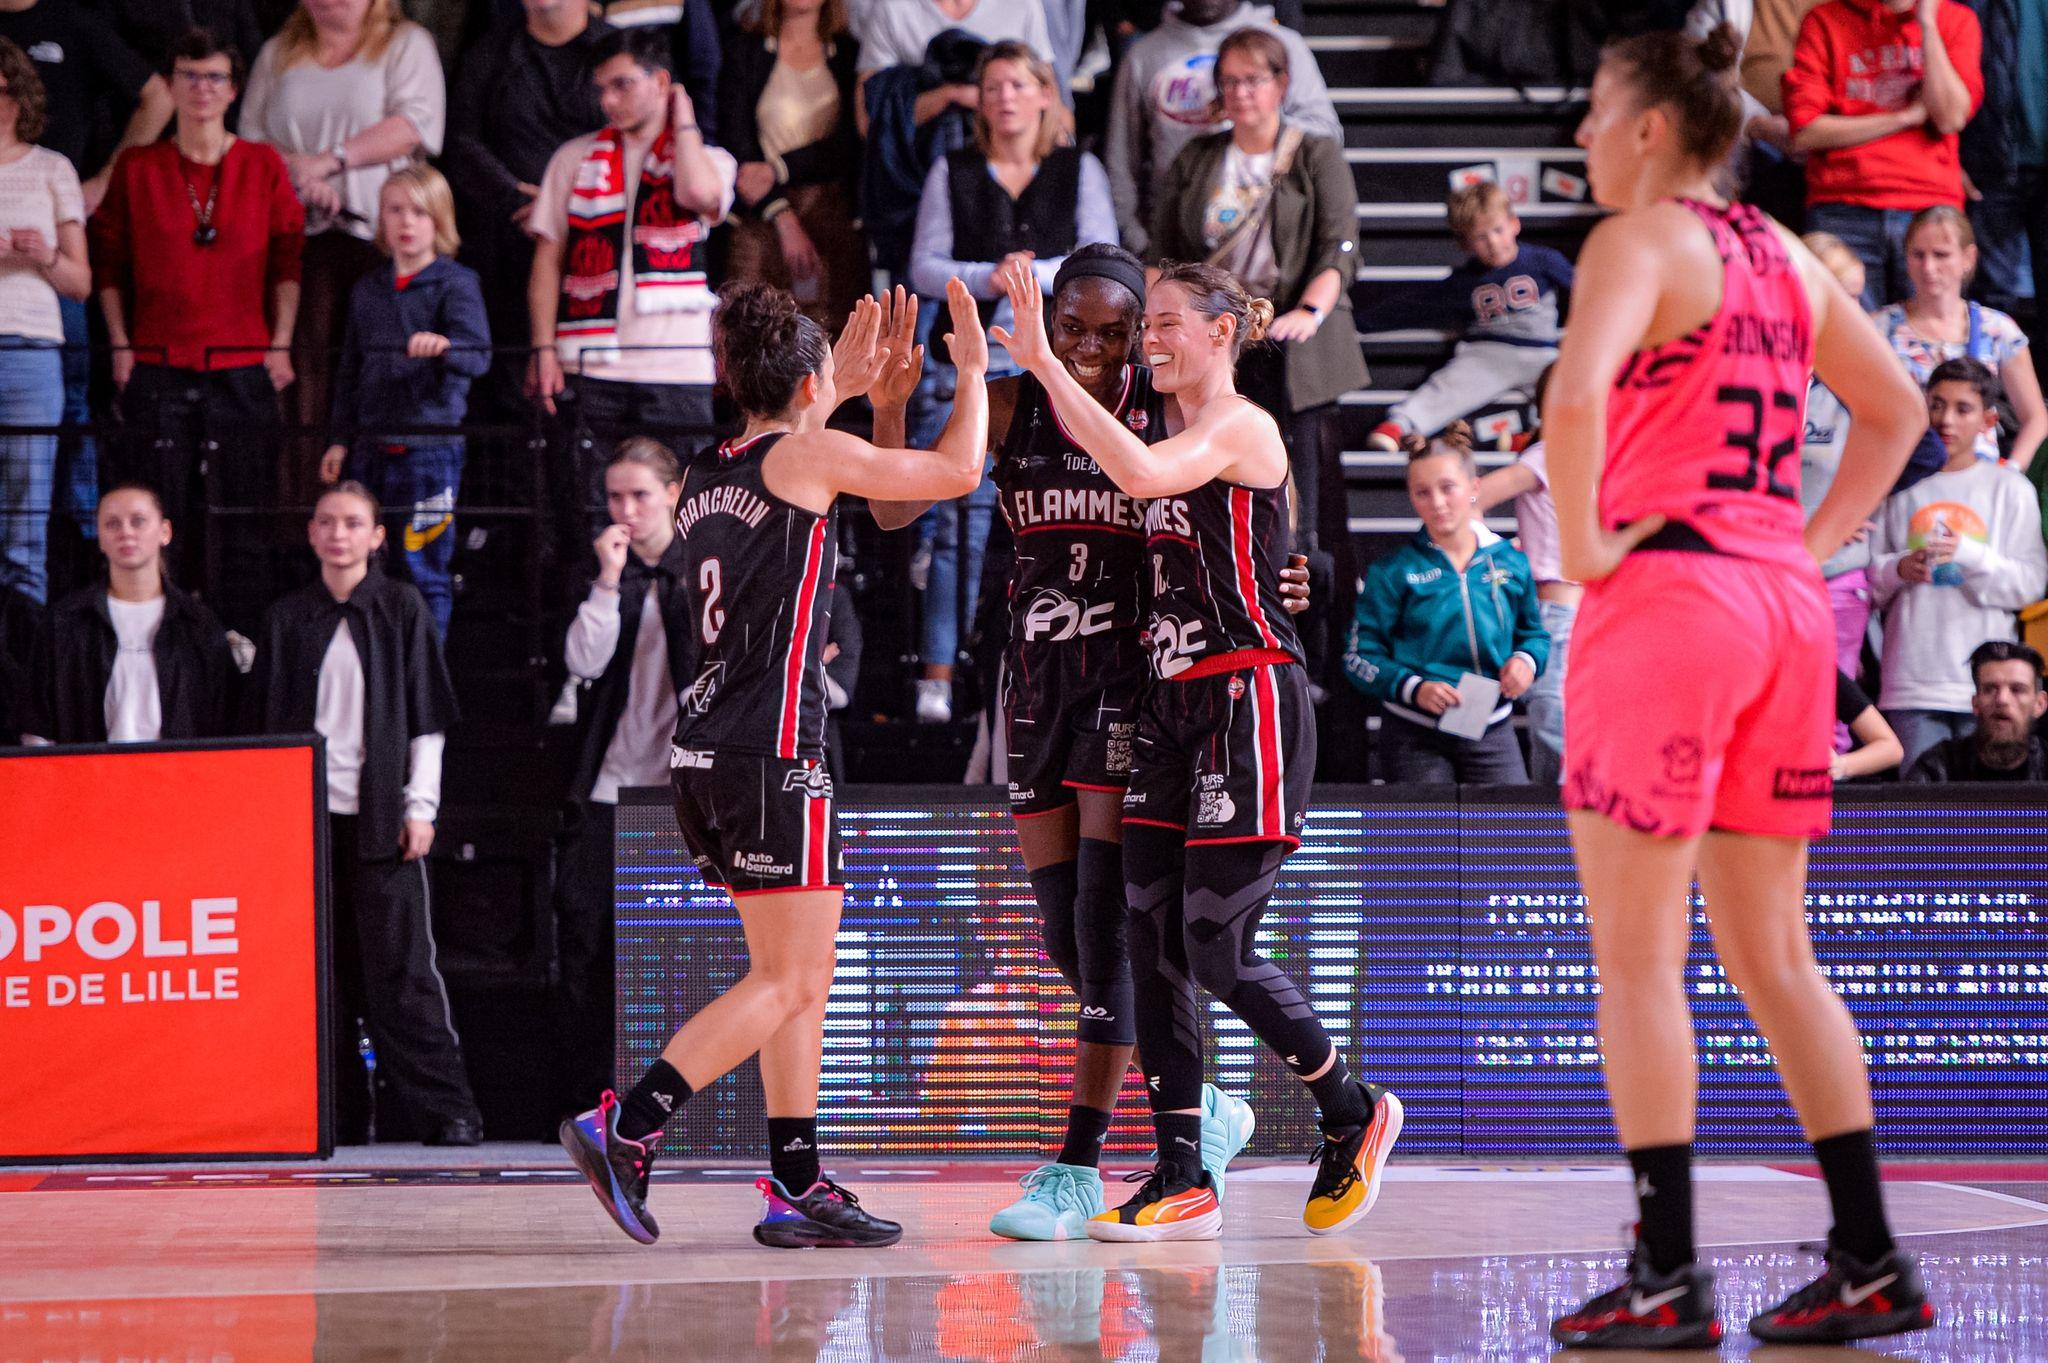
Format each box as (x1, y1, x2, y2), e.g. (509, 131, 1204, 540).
(1541, 25, 1933, 1353)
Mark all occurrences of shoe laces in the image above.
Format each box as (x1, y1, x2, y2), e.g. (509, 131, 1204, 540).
(1305, 1131, 1362, 1202)
(1020, 1164, 1078, 1201)
(1122, 1164, 1173, 1205)
(1772, 1245, 1856, 1316)
(816, 1177, 860, 1207)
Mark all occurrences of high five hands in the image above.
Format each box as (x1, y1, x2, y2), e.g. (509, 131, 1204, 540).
(986, 256, 1052, 377)
(870, 286, 924, 413)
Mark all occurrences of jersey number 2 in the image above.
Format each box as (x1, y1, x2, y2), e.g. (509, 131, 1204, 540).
(699, 558, 726, 643)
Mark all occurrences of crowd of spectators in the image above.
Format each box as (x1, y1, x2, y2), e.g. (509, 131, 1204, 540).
(0, 0, 2042, 799)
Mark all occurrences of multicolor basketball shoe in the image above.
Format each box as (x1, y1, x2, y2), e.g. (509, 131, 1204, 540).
(1303, 1082, 1404, 1235)
(991, 1083, 1254, 1241)
(753, 1176, 904, 1248)
(559, 1091, 660, 1245)
(1086, 1165, 1224, 1242)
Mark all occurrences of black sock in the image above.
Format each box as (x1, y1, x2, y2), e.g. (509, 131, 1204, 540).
(1057, 1104, 1113, 1168)
(1154, 1111, 1204, 1182)
(768, 1117, 821, 1193)
(1627, 1143, 1696, 1275)
(617, 1059, 691, 1142)
(1812, 1129, 1896, 1265)
(1307, 1053, 1370, 1130)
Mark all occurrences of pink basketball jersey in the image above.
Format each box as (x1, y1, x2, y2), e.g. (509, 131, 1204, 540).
(1602, 199, 1816, 572)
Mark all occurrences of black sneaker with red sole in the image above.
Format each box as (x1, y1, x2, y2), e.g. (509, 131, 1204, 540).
(1551, 1255, 1722, 1351)
(1749, 1246, 1934, 1344)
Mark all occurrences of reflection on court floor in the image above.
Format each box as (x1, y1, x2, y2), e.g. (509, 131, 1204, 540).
(3, 1160, 2044, 1361)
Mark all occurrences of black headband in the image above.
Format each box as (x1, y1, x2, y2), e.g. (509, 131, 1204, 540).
(1053, 254, 1147, 310)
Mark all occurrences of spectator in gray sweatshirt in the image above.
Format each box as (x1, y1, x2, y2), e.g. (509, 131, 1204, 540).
(1104, 0, 1339, 256)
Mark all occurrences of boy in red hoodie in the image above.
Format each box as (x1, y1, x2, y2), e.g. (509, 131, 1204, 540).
(1784, 0, 1982, 307)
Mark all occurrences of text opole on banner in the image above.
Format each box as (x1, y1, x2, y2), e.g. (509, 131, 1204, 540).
(0, 742, 326, 1159)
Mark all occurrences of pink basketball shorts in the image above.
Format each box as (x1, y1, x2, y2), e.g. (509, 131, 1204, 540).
(1562, 550, 1834, 840)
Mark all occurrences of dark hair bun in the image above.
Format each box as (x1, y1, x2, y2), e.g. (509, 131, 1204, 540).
(717, 282, 802, 356)
(714, 282, 831, 417)
(1697, 22, 1742, 76)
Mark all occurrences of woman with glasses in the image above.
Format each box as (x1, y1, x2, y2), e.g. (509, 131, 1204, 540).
(1147, 26, 1365, 664)
(91, 26, 304, 635)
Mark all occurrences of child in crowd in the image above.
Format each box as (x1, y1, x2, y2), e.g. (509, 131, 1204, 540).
(321, 165, 491, 638)
(23, 485, 235, 745)
(1344, 422, 1547, 783)
(1362, 182, 1573, 451)
(1475, 363, 1572, 783)
(1870, 359, 2047, 770)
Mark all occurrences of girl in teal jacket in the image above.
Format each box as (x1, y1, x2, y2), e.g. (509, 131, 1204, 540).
(1343, 423, 1548, 783)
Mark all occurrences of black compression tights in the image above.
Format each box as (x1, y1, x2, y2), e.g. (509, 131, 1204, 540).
(1123, 824, 1345, 1113)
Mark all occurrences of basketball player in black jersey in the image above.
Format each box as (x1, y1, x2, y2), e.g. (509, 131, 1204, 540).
(876, 245, 1309, 1239)
(994, 257, 1403, 1241)
(562, 281, 991, 1249)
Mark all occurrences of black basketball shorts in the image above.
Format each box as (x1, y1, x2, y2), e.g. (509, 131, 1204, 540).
(669, 747, 842, 895)
(1120, 662, 1314, 847)
(1002, 640, 1144, 818)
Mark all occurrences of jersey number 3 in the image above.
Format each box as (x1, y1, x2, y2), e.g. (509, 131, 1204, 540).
(1709, 385, 1800, 501)
(699, 558, 726, 643)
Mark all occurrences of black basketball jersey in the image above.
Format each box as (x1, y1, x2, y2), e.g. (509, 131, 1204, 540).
(1142, 469, 1302, 679)
(994, 366, 1163, 648)
(670, 432, 837, 759)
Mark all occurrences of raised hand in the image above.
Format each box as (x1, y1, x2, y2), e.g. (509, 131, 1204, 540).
(944, 275, 989, 378)
(871, 285, 924, 412)
(985, 256, 1050, 376)
(828, 294, 889, 399)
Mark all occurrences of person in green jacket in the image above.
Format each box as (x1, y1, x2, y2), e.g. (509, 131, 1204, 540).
(1343, 422, 1548, 783)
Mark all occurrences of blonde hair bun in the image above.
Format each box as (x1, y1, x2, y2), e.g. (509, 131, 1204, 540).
(1243, 298, 1275, 344)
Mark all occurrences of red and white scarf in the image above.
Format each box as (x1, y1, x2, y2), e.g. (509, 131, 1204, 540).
(558, 127, 714, 361)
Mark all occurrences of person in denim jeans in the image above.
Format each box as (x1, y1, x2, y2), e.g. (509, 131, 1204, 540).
(0, 41, 89, 606)
(906, 41, 1116, 720)
(1784, 0, 1984, 307)
(321, 166, 489, 637)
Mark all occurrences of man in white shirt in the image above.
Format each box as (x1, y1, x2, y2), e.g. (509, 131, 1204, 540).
(528, 27, 736, 537)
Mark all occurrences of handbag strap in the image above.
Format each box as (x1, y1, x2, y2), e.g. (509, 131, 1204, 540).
(1201, 125, 1307, 271)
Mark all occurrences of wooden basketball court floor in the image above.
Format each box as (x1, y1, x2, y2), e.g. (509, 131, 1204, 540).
(3, 1151, 2044, 1361)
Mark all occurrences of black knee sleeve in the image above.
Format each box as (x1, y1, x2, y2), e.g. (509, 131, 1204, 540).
(1026, 859, 1081, 991)
(1122, 822, 1204, 1112)
(1072, 837, 1135, 1046)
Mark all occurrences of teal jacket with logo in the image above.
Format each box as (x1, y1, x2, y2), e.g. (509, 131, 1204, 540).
(1343, 525, 1548, 730)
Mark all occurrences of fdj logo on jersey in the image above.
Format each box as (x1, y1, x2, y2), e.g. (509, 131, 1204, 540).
(1023, 589, 1116, 643)
(781, 765, 834, 799)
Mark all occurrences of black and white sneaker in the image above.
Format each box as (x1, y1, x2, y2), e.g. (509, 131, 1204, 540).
(753, 1176, 904, 1248)
(559, 1090, 660, 1245)
(1551, 1252, 1722, 1350)
(1749, 1245, 1934, 1344)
